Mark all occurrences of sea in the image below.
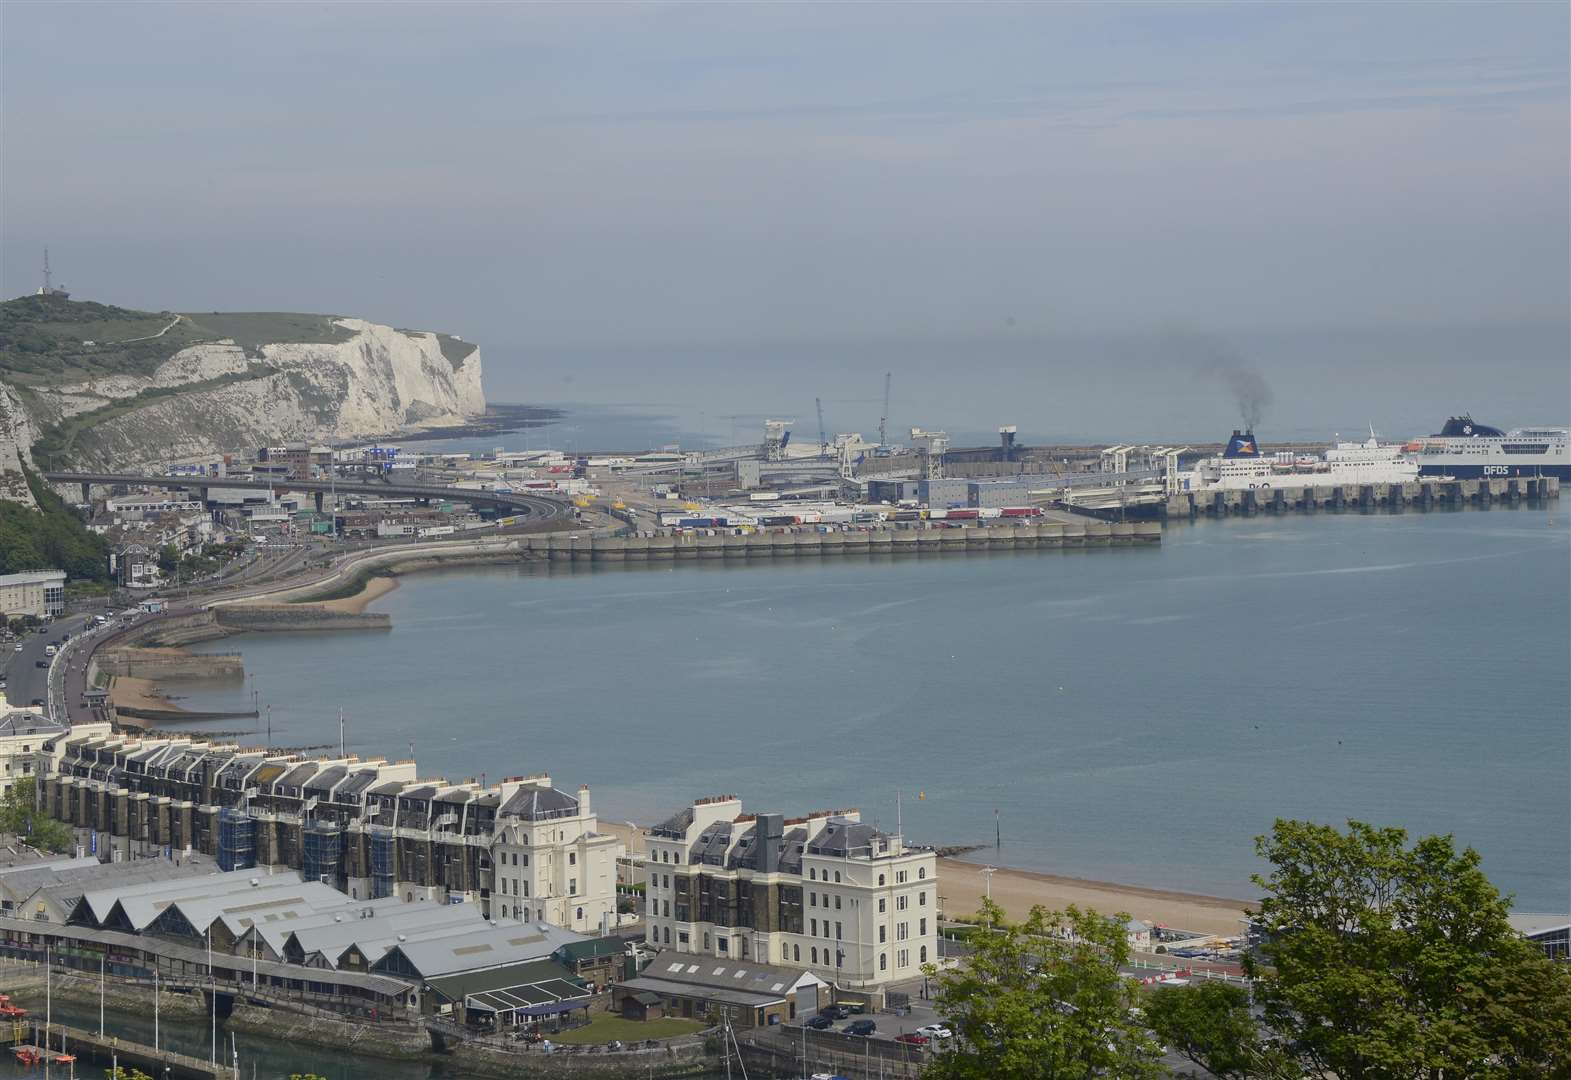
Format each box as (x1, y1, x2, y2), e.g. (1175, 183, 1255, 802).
(167, 503, 1571, 915)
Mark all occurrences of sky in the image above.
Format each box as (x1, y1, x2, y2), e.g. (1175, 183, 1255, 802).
(3, 2, 1567, 445)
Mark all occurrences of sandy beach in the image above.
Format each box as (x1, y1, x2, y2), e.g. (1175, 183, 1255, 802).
(109, 674, 184, 714)
(314, 573, 400, 614)
(938, 858, 1252, 937)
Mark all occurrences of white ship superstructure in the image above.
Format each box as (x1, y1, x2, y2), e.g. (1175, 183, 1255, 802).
(1181, 429, 1417, 492)
(1412, 416, 1570, 480)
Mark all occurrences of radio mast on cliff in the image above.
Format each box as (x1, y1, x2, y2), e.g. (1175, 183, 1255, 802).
(37, 248, 69, 298)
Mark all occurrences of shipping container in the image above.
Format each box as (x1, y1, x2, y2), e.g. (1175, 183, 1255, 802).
(947, 509, 980, 520)
(999, 506, 1043, 518)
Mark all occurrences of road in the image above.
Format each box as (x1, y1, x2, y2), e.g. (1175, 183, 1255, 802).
(44, 471, 569, 519)
(1, 613, 93, 712)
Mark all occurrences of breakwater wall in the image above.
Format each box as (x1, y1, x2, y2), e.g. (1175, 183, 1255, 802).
(213, 605, 391, 632)
(1168, 475, 1559, 517)
(523, 520, 1160, 562)
(96, 648, 244, 680)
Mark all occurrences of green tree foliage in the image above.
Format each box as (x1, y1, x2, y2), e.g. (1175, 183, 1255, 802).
(106, 1067, 154, 1080)
(926, 900, 1165, 1080)
(0, 468, 109, 581)
(1144, 982, 1299, 1080)
(0, 778, 75, 854)
(1249, 819, 1571, 1080)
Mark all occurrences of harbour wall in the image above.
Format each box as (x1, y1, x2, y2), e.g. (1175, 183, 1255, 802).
(526, 520, 1161, 561)
(1166, 475, 1559, 517)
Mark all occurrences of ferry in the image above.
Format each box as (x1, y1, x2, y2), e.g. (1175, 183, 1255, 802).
(1181, 429, 1417, 491)
(1412, 416, 1571, 480)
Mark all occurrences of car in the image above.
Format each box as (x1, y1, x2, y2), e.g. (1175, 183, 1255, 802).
(895, 1032, 930, 1046)
(35, 660, 48, 668)
(12, 645, 21, 653)
(916, 1024, 953, 1040)
(819, 1005, 851, 1021)
(30, 699, 44, 708)
(803, 1015, 833, 1030)
(843, 1020, 877, 1037)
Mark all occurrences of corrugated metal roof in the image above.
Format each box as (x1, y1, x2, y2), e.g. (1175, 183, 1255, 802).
(374, 921, 586, 979)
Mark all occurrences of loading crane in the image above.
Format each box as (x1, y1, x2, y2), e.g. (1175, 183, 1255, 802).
(815, 397, 828, 460)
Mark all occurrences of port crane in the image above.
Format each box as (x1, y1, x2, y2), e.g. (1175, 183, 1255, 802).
(815, 397, 828, 460)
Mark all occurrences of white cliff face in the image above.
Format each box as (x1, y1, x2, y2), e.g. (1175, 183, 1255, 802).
(0, 318, 487, 476)
(0, 383, 39, 507)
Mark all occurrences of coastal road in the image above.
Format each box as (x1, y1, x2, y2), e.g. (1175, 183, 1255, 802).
(1, 613, 93, 712)
(44, 471, 570, 520)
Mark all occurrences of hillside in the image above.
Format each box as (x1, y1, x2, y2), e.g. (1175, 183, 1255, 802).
(0, 294, 486, 502)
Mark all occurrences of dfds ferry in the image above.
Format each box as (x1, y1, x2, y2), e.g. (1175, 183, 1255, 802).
(1412, 416, 1571, 480)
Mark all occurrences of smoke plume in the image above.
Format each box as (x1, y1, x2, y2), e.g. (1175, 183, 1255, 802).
(1170, 333, 1275, 432)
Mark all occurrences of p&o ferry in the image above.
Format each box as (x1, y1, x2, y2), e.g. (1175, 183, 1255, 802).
(1410, 416, 1571, 480)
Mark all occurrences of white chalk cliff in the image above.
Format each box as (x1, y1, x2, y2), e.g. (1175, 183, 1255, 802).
(0, 319, 486, 487)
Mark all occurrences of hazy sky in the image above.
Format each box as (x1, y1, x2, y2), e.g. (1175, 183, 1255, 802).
(4, 2, 1567, 444)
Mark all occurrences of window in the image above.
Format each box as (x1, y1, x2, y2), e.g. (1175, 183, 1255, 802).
(919, 918, 926, 935)
(918, 867, 926, 879)
(878, 898, 886, 913)
(833, 871, 841, 882)
(918, 891, 926, 907)
(810, 893, 817, 907)
(663, 927, 671, 944)
(569, 852, 576, 865)
(674, 851, 681, 863)
(522, 853, 529, 866)
(501, 905, 508, 918)
(920, 945, 928, 963)
(664, 874, 671, 889)
(897, 895, 908, 911)
(718, 937, 728, 954)
(810, 867, 817, 880)
(704, 933, 711, 949)
(879, 953, 887, 971)
(898, 949, 909, 968)
(576, 906, 583, 920)
(811, 918, 818, 936)
(662, 850, 669, 863)
(523, 882, 530, 897)
(811, 947, 819, 964)
(793, 944, 801, 961)
(678, 931, 689, 945)
(898, 922, 908, 941)
(878, 873, 885, 886)
(569, 878, 577, 895)
(663, 900, 670, 917)
(835, 922, 842, 940)
(834, 895, 841, 910)
(879, 925, 886, 943)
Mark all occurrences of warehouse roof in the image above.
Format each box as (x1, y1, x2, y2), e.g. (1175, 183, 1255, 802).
(373, 921, 585, 980)
(79, 868, 305, 930)
(424, 957, 583, 1005)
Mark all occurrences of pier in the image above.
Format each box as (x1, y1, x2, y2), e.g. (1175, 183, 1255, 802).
(1165, 475, 1559, 517)
(525, 518, 1161, 562)
(5, 1018, 233, 1079)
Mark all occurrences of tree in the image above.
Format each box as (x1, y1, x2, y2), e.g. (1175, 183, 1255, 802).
(0, 777, 74, 854)
(156, 544, 179, 576)
(106, 1068, 154, 1080)
(1249, 819, 1571, 1080)
(925, 900, 1166, 1080)
(1144, 982, 1299, 1080)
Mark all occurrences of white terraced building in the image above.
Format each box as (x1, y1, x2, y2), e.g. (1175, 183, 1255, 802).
(643, 796, 938, 992)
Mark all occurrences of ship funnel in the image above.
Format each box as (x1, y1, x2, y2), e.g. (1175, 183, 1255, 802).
(1223, 430, 1262, 459)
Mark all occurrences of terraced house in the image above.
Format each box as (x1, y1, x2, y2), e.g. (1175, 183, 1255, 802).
(40, 731, 622, 935)
(642, 795, 938, 998)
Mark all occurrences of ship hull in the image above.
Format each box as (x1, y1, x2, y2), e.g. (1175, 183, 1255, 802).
(1417, 463, 1571, 480)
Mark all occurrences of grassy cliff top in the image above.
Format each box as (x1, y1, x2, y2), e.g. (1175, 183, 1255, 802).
(0, 295, 472, 382)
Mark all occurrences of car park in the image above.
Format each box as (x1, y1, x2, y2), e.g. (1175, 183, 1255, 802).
(843, 1020, 877, 1037)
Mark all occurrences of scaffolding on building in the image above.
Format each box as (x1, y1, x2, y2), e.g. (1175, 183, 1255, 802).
(217, 808, 255, 872)
(302, 820, 343, 885)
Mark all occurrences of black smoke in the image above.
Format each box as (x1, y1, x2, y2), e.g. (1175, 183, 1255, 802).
(1168, 333, 1275, 432)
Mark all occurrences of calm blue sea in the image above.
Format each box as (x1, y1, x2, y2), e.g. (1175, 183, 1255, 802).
(177, 506, 1571, 912)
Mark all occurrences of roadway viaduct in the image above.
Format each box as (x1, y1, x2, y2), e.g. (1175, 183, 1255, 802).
(44, 471, 569, 520)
